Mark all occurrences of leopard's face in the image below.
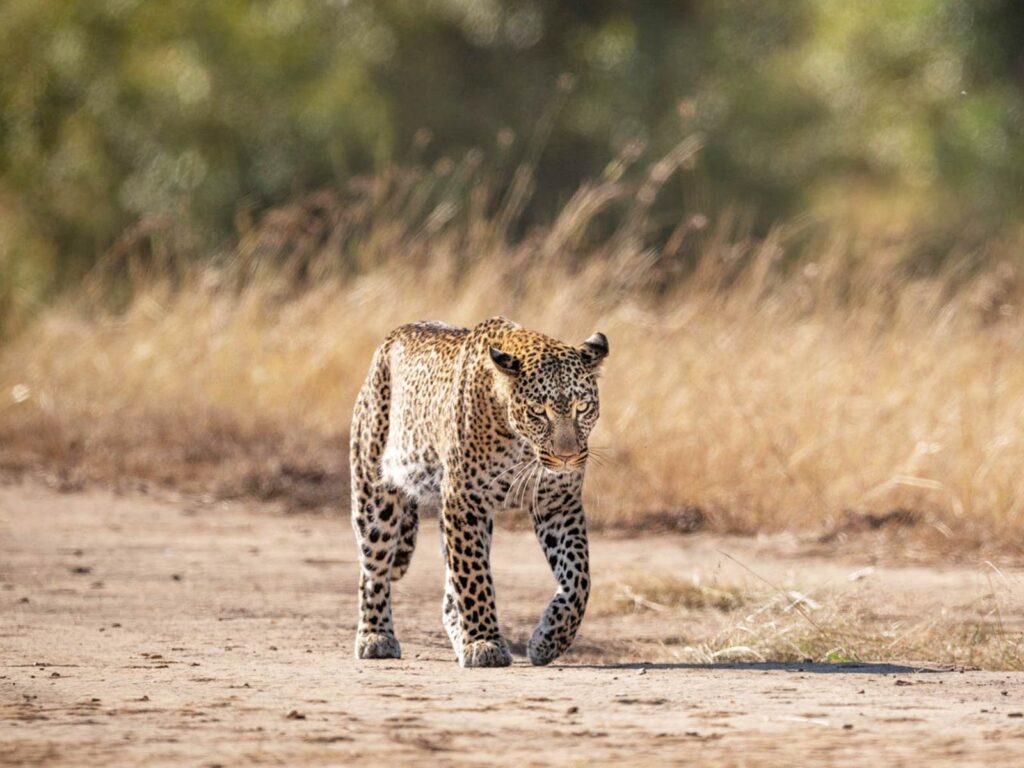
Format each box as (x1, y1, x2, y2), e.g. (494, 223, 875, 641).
(490, 331, 608, 474)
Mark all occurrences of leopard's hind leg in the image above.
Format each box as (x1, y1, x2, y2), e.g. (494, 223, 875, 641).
(352, 483, 405, 659)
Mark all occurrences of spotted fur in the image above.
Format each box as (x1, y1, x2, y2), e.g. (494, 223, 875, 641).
(351, 316, 608, 667)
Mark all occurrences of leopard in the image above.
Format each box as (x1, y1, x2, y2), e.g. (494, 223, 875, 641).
(350, 316, 608, 667)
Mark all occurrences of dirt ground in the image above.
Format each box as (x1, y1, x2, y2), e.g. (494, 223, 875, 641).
(2, 483, 1023, 767)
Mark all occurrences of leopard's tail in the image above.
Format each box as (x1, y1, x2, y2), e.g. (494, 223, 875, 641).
(349, 342, 419, 582)
(349, 344, 391, 496)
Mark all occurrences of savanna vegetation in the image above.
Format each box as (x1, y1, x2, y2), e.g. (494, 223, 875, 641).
(2, 1, 1024, 556)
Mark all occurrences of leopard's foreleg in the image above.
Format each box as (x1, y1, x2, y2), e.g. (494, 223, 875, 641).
(528, 487, 590, 665)
(439, 488, 512, 668)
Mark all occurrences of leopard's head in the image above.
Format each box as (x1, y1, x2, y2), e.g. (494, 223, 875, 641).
(489, 329, 608, 474)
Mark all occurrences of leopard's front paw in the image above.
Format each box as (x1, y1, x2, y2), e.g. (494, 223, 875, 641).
(355, 632, 401, 660)
(527, 627, 561, 666)
(460, 638, 512, 668)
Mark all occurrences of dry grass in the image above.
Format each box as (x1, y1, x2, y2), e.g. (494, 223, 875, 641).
(591, 568, 1024, 671)
(2, 141, 1024, 553)
(590, 572, 749, 615)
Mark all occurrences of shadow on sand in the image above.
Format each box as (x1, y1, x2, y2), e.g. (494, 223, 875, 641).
(562, 661, 953, 674)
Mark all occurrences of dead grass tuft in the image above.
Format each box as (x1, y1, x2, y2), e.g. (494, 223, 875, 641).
(591, 568, 1024, 671)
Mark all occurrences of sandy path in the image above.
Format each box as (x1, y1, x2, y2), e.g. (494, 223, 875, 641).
(2, 484, 1022, 767)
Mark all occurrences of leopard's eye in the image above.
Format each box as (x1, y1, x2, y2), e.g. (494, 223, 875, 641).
(575, 401, 592, 414)
(529, 403, 547, 417)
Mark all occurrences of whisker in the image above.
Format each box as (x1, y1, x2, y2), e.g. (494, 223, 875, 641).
(505, 460, 535, 509)
(516, 460, 539, 508)
(510, 457, 534, 485)
(531, 464, 543, 519)
(514, 463, 533, 508)
(506, 479, 522, 509)
(487, 459, 529, 490)
(516, 462, 532, 518)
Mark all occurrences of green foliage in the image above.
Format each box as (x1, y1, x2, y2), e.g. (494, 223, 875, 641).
(2, 0, 1023, 332)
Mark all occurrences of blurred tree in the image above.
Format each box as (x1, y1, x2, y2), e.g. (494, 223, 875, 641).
(0, 1, 388, 267)
(1, 0, 1023, 320)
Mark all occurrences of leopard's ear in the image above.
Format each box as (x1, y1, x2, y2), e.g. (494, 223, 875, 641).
(578, 332, 608, 371)
(489, 347, 522, 377)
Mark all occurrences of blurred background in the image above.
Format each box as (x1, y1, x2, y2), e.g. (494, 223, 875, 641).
(4, 0, 1024, 323)
(2, 1, 1024, 549)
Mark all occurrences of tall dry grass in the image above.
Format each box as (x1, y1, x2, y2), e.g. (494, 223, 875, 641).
(2, 140, 1024, 551)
